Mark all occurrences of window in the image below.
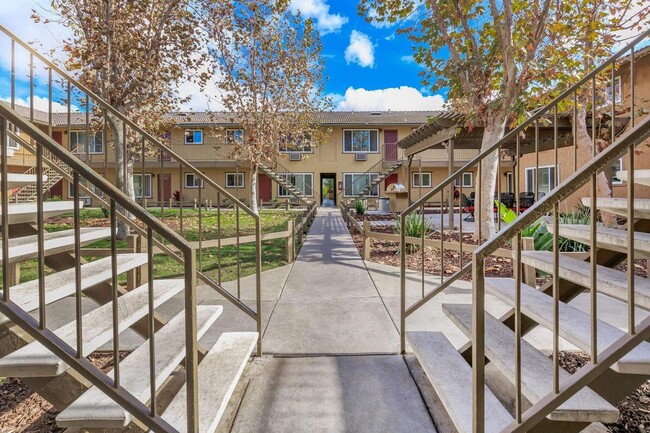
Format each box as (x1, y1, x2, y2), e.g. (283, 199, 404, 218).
(7, 125, 19, 149)
(606, 76, 622, 104)
(343, 173, 380, 197)
(70, 131, 104, 154)
(505, 172, 514, 193)
(184, 129, 203, 145)
(343, 129, 379, 153)
(226, 172, 245, 188)
(454, 172, 474, 188)
(525, 166, 558, 195)
(184, 172, 203, 188)
(279, 133, 313, 153)
(612, 158, 624, 185)
(278, 173, 313, 197)
(133, 174, 153, 198)
(67, 176, 104, 199)
(226, 129, 244, 145)
(412, 172, 432, 187)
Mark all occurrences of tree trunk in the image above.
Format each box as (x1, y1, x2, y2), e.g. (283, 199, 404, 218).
(107, 113, 136, 239)
(250, 163, 259, 214)
(574, 101, 614, 224)
(476, 111, 507, 240)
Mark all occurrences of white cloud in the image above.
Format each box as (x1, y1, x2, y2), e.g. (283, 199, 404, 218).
(0, 1, 70, 76)
(333, 86, 446, 111)
(2, 95, 80, 113)
(344, 31, 375, 68)
(401, 55, 416, 64)
(385, 33, 396, 41)
(289, 0, 348, 35)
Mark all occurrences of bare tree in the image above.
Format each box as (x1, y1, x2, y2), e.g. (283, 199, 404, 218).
(203, 0, 330, 213)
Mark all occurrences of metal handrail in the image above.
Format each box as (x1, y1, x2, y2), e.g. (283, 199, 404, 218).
(0, 24, 256, 219)
(1, 104, 193, 433)
(401, 27, 650, 216)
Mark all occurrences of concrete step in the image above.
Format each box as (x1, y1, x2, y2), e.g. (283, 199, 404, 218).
(582, 197, 650, 219)
(159, 332, 258, 433)
(548, 224, 650, 257)
(2, 174, 47, 191)
(406, 331, 513, 433)
(616, 170, 650, 187)
(0, 201, 83, 225)
(569, 293, 650, 333)
(56, 306, 223, 429)
(0, 279, 184, 377)
(442, 304, 619, 423)
(0, 254, 148, 326)
(520, 251, 650, 309)
(0, 227, 113, 264)
(485, 277, 650, 374)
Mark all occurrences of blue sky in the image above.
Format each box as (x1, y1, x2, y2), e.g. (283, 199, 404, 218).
(0, 0, 447, 112)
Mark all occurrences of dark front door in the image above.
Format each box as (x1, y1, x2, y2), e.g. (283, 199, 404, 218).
(258, 173, 272, 202)
(384, 130, 398, 161)
(320, 173, 336, 206)
(158, 173, 172, 203)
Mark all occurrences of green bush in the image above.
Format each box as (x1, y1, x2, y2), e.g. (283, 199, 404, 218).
(396, 213, 433, 252)
(355, 199, 366, 216)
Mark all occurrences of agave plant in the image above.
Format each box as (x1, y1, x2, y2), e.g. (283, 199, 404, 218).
(395, 213, 434, 253)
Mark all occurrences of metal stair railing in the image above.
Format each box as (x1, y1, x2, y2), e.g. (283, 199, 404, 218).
(477, 111, 650, 433)
(397, 28, 650, 432)
(0, 25, 263, 359)
(259, 159, 317, 206)
(335, 144, 405, 206)
(1, 104, 194, 433)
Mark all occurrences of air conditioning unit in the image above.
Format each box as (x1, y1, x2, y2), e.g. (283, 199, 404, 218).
(289, 153, 301, 161)
(355, 153, 368, 161)
(82, 197, 93, 207)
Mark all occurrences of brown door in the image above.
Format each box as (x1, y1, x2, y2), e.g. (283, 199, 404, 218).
(384, 173, 398, 189)
(384, 130, 398, 161)
(158, 174, 172, 203)
(258, 173, 272, 202)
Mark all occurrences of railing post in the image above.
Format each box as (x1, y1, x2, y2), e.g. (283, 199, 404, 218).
(286, 220, 295, 263)
(522, 237, 535, 287)
(183, 246, 199, 433)
(363, 220, 371, 261)
(126, 234, 137, 290)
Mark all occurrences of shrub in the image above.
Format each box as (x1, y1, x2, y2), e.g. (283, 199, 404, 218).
(355, 199, 365, 216)
(396, 213, 433, 252)
(46, 195, 62, 202)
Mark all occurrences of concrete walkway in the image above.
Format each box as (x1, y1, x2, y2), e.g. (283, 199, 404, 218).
(263, 207, 399, 354)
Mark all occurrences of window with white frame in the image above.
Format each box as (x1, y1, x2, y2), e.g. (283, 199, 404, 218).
(612, 158, 624, 185)
(525, 165, 558, 195)
(184, 129, 203, 145)
(607, 76, 622, 104)
(133, 174, 153, 198)
(226, 172, 245, 188)
(412, 172, 432, 187)
(454, 172, 474, 188)
(7, 125, 19, 149)
(226, 129, 244, 145)
(279, 133, 313, 153)
(343, 129, 379, 153)
(68, 176, 104, 199)
(343, 173, 380, 197)
(70, 131, 104, 154)
(184, 172, 203, 188)
(278, 173, 313, 197)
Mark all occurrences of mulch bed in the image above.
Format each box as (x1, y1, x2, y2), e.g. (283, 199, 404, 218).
(558, 351, 650, 432)
(0, 351, 129, 433)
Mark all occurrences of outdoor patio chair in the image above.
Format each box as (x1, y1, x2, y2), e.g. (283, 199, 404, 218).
(519, 192, 535, 210)
(460, 193, 475, 222)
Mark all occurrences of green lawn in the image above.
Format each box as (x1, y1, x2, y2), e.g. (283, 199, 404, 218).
(4, 208, 306, 286)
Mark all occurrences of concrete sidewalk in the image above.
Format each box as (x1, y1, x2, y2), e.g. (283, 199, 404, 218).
(262, 207, 399, 354)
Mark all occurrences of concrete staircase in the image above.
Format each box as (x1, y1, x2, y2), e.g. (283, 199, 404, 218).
(407, 169, 650, 432)
(258, 162, 314, 205)
(0, 173, 257, 432)
(354, 160, 403, 200)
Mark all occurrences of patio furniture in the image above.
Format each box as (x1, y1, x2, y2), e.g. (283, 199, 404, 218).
(460, 193, 475, 221)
